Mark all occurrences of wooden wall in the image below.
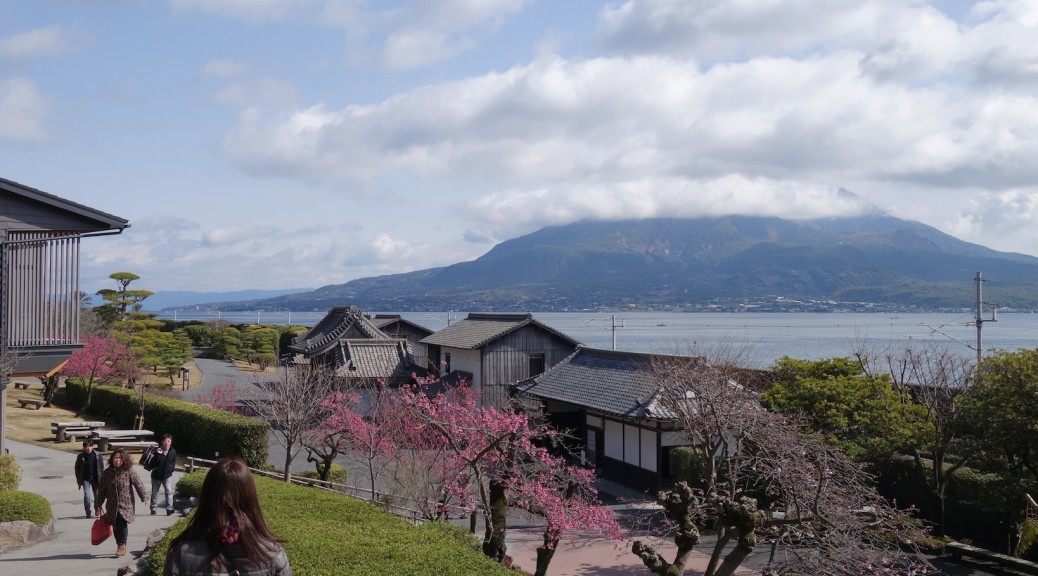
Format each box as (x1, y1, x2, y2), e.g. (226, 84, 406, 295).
(481, 325, 578, 407)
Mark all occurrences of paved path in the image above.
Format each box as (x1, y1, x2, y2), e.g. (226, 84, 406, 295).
(0, 439, 184, 576)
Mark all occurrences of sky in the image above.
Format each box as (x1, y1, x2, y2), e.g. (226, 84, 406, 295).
(2, 0, 1038, 296)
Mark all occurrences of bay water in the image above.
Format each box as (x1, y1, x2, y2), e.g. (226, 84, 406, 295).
(158, 310, 1038, 367)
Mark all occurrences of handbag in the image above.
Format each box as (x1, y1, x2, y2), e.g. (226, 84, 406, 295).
(91, 515, 112, 545)
(139, 446, 157, 469)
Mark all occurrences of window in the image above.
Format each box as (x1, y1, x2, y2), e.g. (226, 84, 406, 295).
(528, 353, 545, 376)
(444, 353, 451, 374)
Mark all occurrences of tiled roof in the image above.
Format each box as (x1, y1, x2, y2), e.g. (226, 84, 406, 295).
(1, 176, 129, 230)
(421, 313, 580, 349)
(335, 339, 414, 379)
(369, 315, 434, 338)
(515, 346, 678, 420)
(289, 306, 390, 355)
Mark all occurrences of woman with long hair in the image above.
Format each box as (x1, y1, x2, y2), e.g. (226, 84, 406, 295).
(164, 456, 290, 575)
(95, 447, 148, 557)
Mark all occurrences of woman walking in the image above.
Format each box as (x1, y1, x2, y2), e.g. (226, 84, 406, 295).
(165, 456, 290, 575)
(95, 447, 148, 557)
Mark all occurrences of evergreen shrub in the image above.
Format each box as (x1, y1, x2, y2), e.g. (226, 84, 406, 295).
(0, 491, 52, 526)
(0, 454, 20, 491)
(65, 380, 269, 467)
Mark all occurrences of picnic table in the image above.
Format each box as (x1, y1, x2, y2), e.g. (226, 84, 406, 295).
(91, 429, 154, 451)
(51, 421, 106, 442)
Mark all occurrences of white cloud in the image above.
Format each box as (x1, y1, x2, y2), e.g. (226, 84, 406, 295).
(221, 50, 1038, 189)
(78, 214, 473, 292)
(0, 25, 69, 61)
(466, 177, 873, 239)
(0, 78, 48, 141)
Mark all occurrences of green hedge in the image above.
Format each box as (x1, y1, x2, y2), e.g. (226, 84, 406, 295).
(175, 470, 206, 499)
(144, 473, 516, 576)
(0, 491, 53, 526)
(65, 380, 269, 468)
(0, 454, 20, 491)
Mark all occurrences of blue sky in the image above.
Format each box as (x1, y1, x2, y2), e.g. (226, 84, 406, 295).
(3, 0, 1037, 295)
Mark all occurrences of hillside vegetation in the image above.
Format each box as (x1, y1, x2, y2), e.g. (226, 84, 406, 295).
(187, 214, 1038, 312)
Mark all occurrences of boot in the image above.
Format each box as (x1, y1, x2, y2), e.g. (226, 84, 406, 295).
(116, 543, 126, 556)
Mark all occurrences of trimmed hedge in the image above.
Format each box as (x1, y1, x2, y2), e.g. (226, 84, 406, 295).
(0, 491, 53, 526)
(175, 470, 206, 499)
(65, 380, 269, 468)
(144, 473, 517, 576)
(0, 454, 20, 491)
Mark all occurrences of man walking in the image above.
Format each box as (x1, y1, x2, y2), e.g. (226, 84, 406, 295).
(74, 440, 104, 518)
(149, 433, 177, 515)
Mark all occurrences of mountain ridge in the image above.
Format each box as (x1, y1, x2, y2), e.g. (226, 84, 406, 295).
(174, 215, 1038, 313)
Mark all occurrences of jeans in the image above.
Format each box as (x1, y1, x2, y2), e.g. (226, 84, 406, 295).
(81, 479, 97, 516)
(150, 476, 173, 512)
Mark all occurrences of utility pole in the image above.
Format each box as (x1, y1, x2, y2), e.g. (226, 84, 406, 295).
(973, 271, 997, 365)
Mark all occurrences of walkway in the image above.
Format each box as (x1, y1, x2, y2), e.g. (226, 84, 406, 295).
(0, 440, 184, 576)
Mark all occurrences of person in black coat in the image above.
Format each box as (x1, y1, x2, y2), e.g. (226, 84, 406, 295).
(74, 440, 105, 518)
(149, 434, 177, 515)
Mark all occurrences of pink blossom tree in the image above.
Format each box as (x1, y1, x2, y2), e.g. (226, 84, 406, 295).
(194, 379, 245, 414)
(397, 383, 624, 572)
(61, 335, 131, 415)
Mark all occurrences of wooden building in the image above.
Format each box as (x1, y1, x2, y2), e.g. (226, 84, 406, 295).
(288, 306, 426, 385)
(420, 313, 580, 407)
(1, 177, 129, 453)
(368, 314, 434, 373)
(514, 346, 688, 492)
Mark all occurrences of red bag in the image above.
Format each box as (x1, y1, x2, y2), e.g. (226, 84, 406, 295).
(91, 516, 112, 545)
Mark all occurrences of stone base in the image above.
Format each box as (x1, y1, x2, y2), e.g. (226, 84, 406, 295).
(0, 519, 55, 553)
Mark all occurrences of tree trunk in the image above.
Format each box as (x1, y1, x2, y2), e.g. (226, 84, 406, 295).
(482, 479, 509, 562)
(283, 447, 293, 482)
(76, 378, 96, 417)
(534, 536, 559, 576)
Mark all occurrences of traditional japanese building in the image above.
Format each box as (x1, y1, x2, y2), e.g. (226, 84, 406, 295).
(1, 177, 129, 453)
(421, 313, 580, 407)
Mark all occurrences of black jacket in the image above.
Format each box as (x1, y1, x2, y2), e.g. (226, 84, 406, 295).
(150, 447, 177, 480)
(74, 450, 104, 487)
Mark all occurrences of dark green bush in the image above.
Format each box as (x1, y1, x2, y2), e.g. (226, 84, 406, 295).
(0, 491, 53, 526)
(175, 470, 207, 499)
(65, 380, 269, 467)
(0, 454, 20, 491)
(143, 474, 516, 576)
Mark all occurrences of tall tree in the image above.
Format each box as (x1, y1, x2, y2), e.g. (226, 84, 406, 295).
(859, 343, 976, 534)
(963, 348, 1038, 480)
(763, 356, 930, 465)
(397, 384, 623, 571)
(244, 364, 338, 481)
(61, 335, 131, 415)
(633, 354, 929, 576)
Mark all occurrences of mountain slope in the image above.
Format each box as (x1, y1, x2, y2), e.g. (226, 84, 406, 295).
(197, 215, 1038, 312)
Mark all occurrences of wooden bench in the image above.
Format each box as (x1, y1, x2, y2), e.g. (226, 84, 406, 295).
(13, 382, 30, 390)
(947, 541, 1038, 575)
(92, 430, 153, 451)
(17, 398, 45, 410)
(65, 429, 96, 442)
(52, 421, 106, 442)
(105, 440, 158, 454)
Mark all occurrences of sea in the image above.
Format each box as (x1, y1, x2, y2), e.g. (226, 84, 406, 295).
(156, 310, 1038, 367)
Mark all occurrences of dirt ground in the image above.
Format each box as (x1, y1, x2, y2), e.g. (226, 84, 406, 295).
(3, 358, 201, 454)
